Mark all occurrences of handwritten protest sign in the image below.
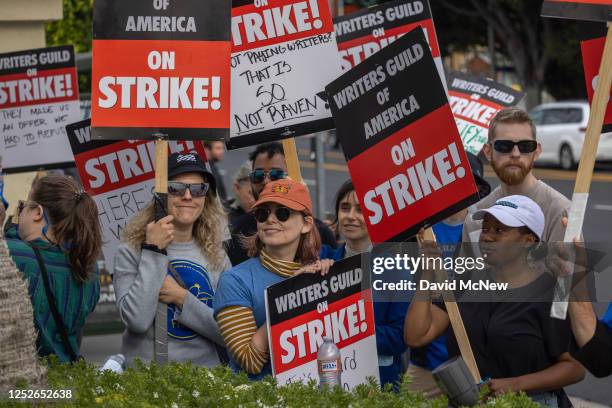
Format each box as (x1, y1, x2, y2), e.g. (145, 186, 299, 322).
(228, 0, 342, 149)
(326, 27, 479, 243)
(266, 255, 379, 389)
(541, 0, 612, 22)
(333, 0, 444, 83)
(447, 72, 524, 155)
(91, 0, 231, 140)
(0, 45, 80, 171)
(581, 35, 612, 132)
(67, 119, 208, 273)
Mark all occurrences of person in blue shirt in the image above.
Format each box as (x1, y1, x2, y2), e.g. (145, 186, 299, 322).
(320, 180, 408, 391)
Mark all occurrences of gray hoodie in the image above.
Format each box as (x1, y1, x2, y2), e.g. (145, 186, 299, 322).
(113, 240, 231, 367)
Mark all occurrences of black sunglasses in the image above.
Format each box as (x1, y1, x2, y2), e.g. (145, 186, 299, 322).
(17, 200, 25, 216)
(249, 168, 286, 184)
(253, 206, 293, 223)
(492, 140, 538, 154)
(168, 181, 209, 198)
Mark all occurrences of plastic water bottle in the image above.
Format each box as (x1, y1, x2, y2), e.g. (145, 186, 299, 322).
(317, 337, 342, 389)
(100, 354, 125, 373)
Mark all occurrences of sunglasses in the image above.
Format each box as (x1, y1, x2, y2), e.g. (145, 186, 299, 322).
(253, 206, 294, 223)
(492, 140, 538, 154)
(249, 168, 286, 184)
(17, 200, 38, 216)
(168, 181, 209, 198)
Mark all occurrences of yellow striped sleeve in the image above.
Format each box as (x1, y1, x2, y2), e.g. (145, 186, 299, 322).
(216, 305, 269, 374)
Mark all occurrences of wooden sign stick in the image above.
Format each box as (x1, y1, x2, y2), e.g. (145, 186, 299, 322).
(421, 227, 481, 383)
(153, 137, 169, 364)
(282, 138, 303, 183)
(551, 22, 612, 319)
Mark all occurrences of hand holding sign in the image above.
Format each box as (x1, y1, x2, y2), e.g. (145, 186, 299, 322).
(146, 214, 175, 249)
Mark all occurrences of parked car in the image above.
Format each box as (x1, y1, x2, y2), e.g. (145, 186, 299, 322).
(529, 101, 612, 170)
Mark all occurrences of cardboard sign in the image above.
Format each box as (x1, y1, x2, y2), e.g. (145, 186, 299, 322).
(67, 119, 208, 273)
(541, 0, 612, 22)
(0, 45, 80, 171)
(266, 255, 379, 389)
(581, 35, 612, 132)
(91, 0, 231, 140)
(326, 28, 479, 243)
(447, 72, 524, 155)
(228, 0, 342, 149)
(333, 0, 444, 82)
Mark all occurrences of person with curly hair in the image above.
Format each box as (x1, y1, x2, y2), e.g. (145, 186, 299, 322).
(115, 152, 231, 367)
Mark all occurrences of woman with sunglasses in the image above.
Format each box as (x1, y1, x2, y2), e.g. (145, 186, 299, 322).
(320, 180, 409, 391)
(214, 178, 333, 379)
(114, 153, 231, 367)
(6, 175, 102, 362)
(405, 196, 584, 407)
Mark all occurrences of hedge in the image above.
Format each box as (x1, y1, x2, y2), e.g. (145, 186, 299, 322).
(4, 357, 538, 407)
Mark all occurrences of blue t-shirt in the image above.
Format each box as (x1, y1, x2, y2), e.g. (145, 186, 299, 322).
(213, 257, 285, 380)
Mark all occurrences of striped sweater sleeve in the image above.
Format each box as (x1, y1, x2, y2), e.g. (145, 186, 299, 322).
(216, 305, 269, 374)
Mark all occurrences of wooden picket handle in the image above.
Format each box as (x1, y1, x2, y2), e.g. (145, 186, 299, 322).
(421, 227, 481, 383)
(551, 22, 612, 319)
(282, 138, 303, 183)
(153, 138, 169, 364)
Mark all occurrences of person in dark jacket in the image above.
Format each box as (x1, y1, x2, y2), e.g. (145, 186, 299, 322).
(227, 142, 336, 265)
(320, 179, 408, 391)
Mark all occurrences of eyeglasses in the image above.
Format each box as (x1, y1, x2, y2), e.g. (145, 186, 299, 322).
(168, 181, 209, 198)
(253, 206, 293, 223)
(492, 140, 538, 154)
(249, 168, 286, 184)
(17, 200, 26, 216)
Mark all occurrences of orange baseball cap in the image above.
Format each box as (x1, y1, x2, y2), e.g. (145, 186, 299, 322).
(252, 179, 313, 215)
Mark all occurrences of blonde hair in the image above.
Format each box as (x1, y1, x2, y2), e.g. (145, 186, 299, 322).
(122, 192, 227, 270)
(488, 107, 537, 142)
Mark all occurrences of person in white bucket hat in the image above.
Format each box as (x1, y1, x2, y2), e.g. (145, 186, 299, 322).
(405, 195, 584, 407)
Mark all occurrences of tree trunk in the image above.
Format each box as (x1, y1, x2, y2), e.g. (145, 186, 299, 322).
(524, 83, 542, 111)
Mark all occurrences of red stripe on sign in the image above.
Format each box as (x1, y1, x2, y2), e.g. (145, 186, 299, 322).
(337, 20, 440, 68)
(0, 67, 79, 109)
(581, 36, 612, 127)
(74, 140, 207, 195)
(91, 39, 230, 129)
(231, 0, 334, 52)
(270, 290, 375, 375)
(347, 104, 478, 243)
(448, 91, 502, 128)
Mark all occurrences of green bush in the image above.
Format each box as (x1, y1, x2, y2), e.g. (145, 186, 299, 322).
(5, 357, 538, 407)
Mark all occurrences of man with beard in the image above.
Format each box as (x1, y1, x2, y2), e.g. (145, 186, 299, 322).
(462, 107, 570, 244)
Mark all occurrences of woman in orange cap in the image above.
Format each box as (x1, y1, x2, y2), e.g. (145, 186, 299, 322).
(214, 178, 332, 379)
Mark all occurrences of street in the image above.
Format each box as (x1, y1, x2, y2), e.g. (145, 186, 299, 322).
(82, 136, 612, 406)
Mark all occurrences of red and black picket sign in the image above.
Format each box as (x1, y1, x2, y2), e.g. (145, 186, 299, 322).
(266, 255, 378, 385)
(0, 45, 81, 171)
(333, 0, 442, 74)
(581, 34, 612, 132)
(541, 0, 612, 22)
(325, 27, 479, 243)
(92, 0, 231, 141)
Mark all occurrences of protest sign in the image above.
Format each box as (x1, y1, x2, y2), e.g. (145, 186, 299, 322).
(265, 255, 379, 389)
(581, 35, 612, 132)
(227, 0, 342, 149)
(66, 119, 208, 273)
(91, 0, 231, 141)
(325, 27, 479, 243)
(447, 72, 524, 155)
(541, 0, 612, 22)
(0, 45, 80, 171)
(333, 0, 444, 82)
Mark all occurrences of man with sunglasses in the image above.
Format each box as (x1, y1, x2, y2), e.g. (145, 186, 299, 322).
(227, 142, 336, 266)
(463, 107, 570, 244)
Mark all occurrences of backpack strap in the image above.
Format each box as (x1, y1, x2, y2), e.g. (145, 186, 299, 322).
(28, 242, 81, 362)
